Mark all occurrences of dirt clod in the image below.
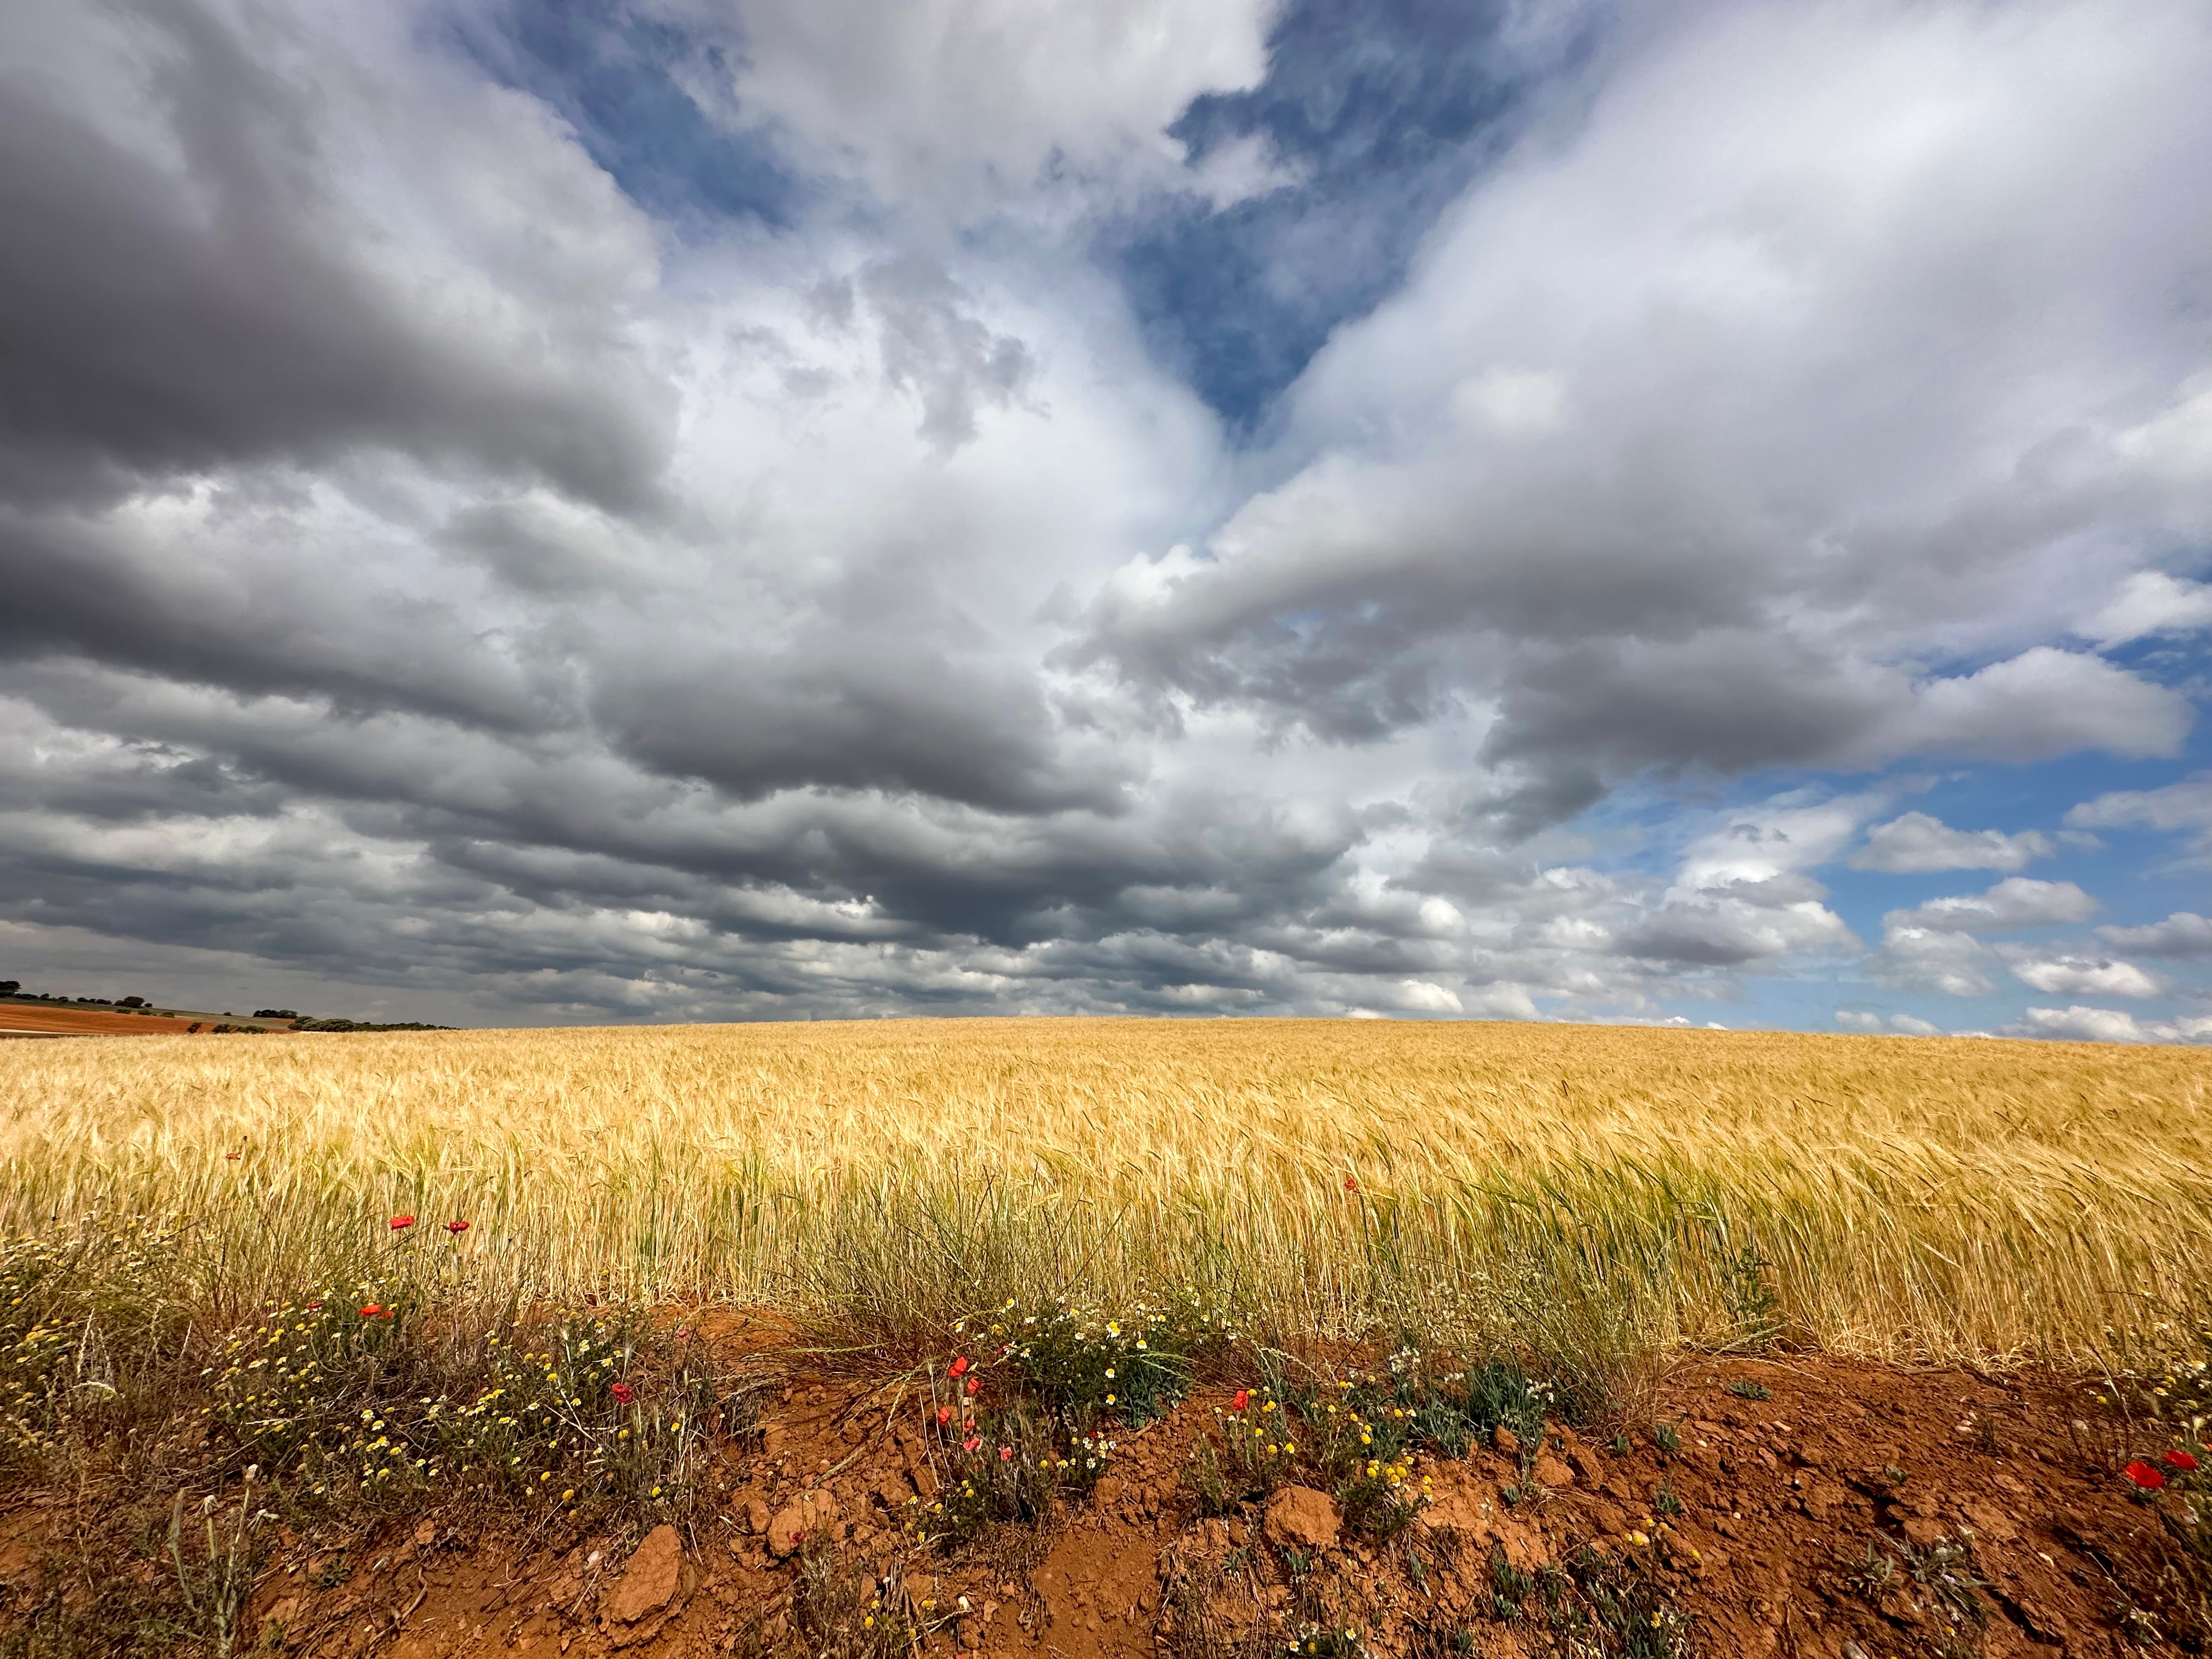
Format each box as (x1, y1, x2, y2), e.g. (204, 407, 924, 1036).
(1263, 1484, 1342, 1551)
(1531, 1449, 1575, 1487)
(606, 1525, 682, 1625)
(768, 1489, 839, 1558)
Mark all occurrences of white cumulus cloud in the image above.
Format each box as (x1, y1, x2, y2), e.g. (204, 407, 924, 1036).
(1849, 811, 2052, 874)
(2098, 912, 2212, 959)
(1892, 877, 2100, 933)
(2004, 1007, 2212, 1044)
(2002, 953, 2165, 998)
(2082, 571, 2212, 648)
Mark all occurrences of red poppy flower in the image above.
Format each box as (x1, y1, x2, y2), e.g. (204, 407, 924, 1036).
(935, 1405, 953, 1425)
(305, 1301, 324, 1312)
(789, 1530, 806, 1547)
(444, 1219, 469, 1234)
(1343, 1176, 1358, 1193)
(1232, 1389, 1250, 1412)
(2166, 1448, 2201, 1472)
(964, 1376, 980, 1396)
(949, 1356, 969, 1378)
(2124, 1459, 2167, 1490)
(611, 1382, 634, 1404)
(359, 1303, 384, 1318)
(999, 1445, 1013, 1461)
(963, 1435, 981, 1453)
(389, 1215, 415, 1231)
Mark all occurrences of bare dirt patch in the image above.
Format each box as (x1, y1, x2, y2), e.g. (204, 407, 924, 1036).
(0, 1002, 204, 1036)
(5, 1349, 2185, 1658)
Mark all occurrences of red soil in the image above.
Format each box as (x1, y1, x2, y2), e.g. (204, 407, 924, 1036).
(116, 1353, 2212, 1654)
(32, 1352, 2178, 1658)
(0, 1001, 288, 1035)
(0, 1002, 191, 1036)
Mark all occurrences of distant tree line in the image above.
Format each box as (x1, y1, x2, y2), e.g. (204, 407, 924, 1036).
(1, 981, 166, 1012)
(2, 980, 451, 1031)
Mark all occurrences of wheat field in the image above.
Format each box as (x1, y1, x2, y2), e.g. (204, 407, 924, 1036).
(3, 1018, 2207, 1370)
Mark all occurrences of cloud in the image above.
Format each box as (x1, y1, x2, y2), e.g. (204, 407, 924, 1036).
(2116, 374, 2212, 482)
(1891, 878, 2101, 934)
(1870, 927, 1999, 998)
(1836, 1009, 1944, 1036)
(2068, 772, 2212, 859)
(713, 0, 1279, 217)
(1115, 0, 1594, 423)
(1079, 0, 2211, 819)
(1675, 794, 1880, 889)
(1871, 877, 2104, 996)
(2002, 953, 2165, 999)
(1617, 899, 1855, 968)
(1394, 979, 1465, 1014)
(2082, 571, 2212, 648)
(1861, 650, 2188, 767)
(2003, 1006, 2212, 1045)
(0, 0, 670, 513)
(2097, 911, 2212, 960)
(0, 0, 2208, 1035)
(1850, 811, 2053, 874)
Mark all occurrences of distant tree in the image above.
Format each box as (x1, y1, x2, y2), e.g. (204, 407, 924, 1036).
(0, 981, 18, 996)
(120, 996, 146, 1008)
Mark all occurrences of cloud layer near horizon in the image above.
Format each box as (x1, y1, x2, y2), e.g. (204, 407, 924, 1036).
(2, 0, 2208, 1036)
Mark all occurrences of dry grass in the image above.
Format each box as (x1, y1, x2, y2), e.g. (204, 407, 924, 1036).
(2, 1018, 2206, 1369)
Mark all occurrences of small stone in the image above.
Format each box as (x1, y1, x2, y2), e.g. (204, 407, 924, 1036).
(744, 1498, 771, 1535)
(605, 1526, 681, 1625)
(768, 1490, 839, 1558)
(1492, 1425, 1521, 1457)
(1263, 1486, 1342, 1552)
(1532, 1452, 1576, 1488)
(1093, 1475, 1126, 1508)
(1560, 1435, 1604, 1486)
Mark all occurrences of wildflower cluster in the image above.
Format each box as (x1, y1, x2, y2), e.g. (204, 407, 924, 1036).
(909, 1344, 1118, 1547)
(2123, 1317, 2212, 1448)
(904, 1284, 1235, 1545)
(787, 1537, 939, 1659)
(2120, 1440, 2212, 1624)
(208, 1293, 715, 1516)
(1299, 1353, 1552, 1469)
(982, 1293, 1214, 1426)
(0, 1216, 184, 1466)
(1520, 1547, 1692, 1656)
(1195, 1351, 1563, 1539)
(1285, 1622, 1365, 1657)
(1214, 1386, 1299, 1492)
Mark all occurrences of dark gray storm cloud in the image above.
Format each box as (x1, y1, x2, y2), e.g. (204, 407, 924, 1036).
(0, 2, 667, 513)
(1, 0, 2208, 1037)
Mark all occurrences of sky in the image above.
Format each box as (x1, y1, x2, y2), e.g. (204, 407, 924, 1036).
(2, 0, 2210, 1039)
